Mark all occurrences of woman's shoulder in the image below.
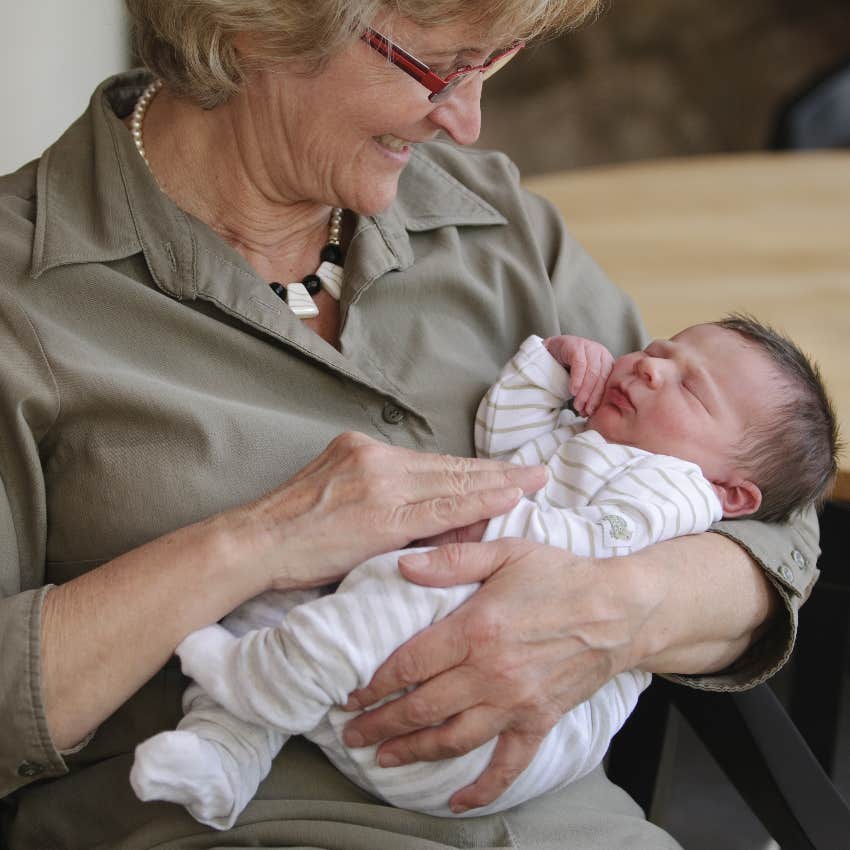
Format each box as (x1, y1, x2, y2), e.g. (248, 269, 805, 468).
(0, 160, 38, 226)
(0, 160, 40, 290)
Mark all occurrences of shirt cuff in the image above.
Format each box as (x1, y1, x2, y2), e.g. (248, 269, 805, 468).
(0, 586, 70, 795)
(513, 335, 572, 401)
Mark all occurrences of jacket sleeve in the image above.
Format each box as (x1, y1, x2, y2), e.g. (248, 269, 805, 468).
(520, 186, 820, 690)
(0, 287, 68, 796)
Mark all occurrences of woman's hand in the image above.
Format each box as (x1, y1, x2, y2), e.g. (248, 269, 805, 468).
(239, 432, 547, 591)
(40, 435, 545, 752)
(341, 538, 659, 813)
(340, 532, 775, 813)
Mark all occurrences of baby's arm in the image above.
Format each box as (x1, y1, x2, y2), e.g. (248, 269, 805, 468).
(475, 336, 610, 457)
(475, 335, 569, 460)
(486, 449, 722, 555)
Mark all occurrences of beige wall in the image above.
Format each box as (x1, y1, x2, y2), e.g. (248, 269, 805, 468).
(0, 0, 130, 174)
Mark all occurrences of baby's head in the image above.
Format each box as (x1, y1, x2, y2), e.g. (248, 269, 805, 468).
(587, 315, 840, 521)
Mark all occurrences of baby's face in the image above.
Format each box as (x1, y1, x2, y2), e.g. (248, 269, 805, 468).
(587, 324, 778, 485)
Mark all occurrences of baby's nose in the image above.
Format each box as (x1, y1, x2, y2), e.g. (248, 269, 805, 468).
(638, 356, 665, 387)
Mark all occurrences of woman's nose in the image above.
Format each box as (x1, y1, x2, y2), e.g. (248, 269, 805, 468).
(427, 76, 483, 146)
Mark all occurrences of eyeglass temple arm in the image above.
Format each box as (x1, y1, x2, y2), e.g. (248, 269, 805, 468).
(361, 30, 446, 95)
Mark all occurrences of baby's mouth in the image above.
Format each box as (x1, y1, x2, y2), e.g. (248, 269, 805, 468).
(607, 385, 635, 412)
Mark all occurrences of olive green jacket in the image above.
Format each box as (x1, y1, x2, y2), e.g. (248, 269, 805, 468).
(0, 71, 819, 849)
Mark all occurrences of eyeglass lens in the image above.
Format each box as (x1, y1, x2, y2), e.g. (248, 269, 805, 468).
(429, 44, 522, 103)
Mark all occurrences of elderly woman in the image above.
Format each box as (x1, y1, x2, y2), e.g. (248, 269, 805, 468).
(0, 1, 819, 848)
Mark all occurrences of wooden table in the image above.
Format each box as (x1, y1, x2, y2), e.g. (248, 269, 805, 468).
(525, 152, 850, 499)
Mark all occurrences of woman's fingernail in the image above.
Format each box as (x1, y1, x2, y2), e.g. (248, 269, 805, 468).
(451, 802, 469, 814)
(378, 753, 401, 768)
(344, 729, 365, 747)
(398, 553, 429, 569)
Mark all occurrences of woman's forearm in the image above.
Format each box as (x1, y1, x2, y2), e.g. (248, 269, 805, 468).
(624, 531, 779, 676)
(41, 513, 266, 750)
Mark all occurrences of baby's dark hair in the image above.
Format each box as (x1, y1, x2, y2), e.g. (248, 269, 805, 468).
(716, 314, 841, 523)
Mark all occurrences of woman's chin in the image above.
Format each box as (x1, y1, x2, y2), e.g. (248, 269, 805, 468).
(347, 183, 401, 217)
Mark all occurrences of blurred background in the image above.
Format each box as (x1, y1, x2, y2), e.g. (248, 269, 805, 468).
(1, 2, 848, 848)
(479, 0, 850, 174)
(3, 0, 850, 174)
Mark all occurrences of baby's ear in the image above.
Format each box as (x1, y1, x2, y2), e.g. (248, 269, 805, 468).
(713, 479, 762, 518)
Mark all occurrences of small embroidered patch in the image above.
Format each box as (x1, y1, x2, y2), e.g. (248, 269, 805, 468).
(601, 513, 633, 545)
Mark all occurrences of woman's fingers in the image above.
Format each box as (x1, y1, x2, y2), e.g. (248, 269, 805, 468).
(391, 478, 542, 547)
(344, 611, 473, 717)
(404, 459, 547, 500)
(400, 487, 522, 536)
(373, 701, 506, 766)
(397, 540, 518, 587)
(413, 519, 489, 548)
(448, 730, 543, 813)
(263, 434, 545, 588)
(322, 433, 546, 514)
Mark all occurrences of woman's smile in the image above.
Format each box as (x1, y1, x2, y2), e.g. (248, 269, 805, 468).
(374, 133, 412, 152)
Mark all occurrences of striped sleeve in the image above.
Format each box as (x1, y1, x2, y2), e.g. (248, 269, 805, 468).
(475, 335, 573, 459)
(485, 443, 722, 557)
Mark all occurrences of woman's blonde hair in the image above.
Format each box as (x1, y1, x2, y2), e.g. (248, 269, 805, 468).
(125, 0, 603, 107)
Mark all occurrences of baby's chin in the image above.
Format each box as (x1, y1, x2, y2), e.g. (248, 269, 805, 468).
(584, 410, 610, 440)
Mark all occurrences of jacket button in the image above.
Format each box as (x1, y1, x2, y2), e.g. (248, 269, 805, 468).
(17, 761, 46, 778)
(382, 402, 406, 425)
(778, 564, 795, 583)
(791, 549, 807, 569)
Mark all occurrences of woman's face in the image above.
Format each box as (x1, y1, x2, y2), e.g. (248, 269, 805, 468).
(231, 17, 501, 214)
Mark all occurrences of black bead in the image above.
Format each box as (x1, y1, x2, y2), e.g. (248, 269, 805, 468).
(320, 244, 342, 265)
(302, 274, 322, 296)
(269, 282, 287, 301)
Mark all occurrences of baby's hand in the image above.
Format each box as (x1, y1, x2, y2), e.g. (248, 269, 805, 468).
(544, 335, 614, 416)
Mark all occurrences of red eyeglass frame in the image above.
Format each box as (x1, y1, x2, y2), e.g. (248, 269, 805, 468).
(361, 29, 525, 103)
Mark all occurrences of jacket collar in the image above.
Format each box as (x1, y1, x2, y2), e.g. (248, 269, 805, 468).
(30, 71, 507, 291)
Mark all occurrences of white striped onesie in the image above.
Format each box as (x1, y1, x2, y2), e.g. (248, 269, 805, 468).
(130, 334, 722, 830)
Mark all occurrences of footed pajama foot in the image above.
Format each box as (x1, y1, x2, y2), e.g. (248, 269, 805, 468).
(130, 729, 239, 830)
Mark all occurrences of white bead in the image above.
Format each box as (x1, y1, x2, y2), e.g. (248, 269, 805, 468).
(285, 282, 319, 318)
(316, 261, 343, 300)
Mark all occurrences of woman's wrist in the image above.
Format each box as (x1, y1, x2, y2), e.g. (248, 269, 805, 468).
(590, 547, 673, 671)
(611, 533, 778, 676)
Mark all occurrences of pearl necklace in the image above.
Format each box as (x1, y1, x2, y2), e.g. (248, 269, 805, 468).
(129, 78, 344, 319)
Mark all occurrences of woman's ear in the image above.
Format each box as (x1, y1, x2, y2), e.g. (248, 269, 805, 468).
(713, 479, 762, 519)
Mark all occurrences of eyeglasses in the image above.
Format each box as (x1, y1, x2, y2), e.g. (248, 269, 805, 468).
(362, 29, 524, 104)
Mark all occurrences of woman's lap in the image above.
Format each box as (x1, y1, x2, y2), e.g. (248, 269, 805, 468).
(6, 733, 681, 850)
